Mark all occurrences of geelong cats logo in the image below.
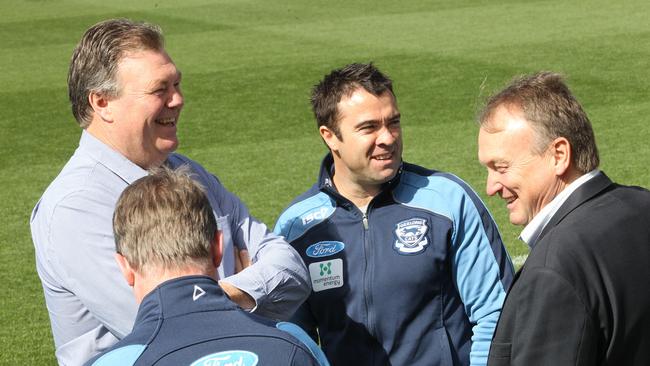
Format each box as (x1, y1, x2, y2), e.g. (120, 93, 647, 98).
(394, 218, 429, 254)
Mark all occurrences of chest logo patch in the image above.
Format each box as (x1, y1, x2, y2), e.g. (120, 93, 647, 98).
(306, 241, 345, 258)
(394, 217, 429, 255)
(190, 350, 258, 366)
(309, 258, 343, 292)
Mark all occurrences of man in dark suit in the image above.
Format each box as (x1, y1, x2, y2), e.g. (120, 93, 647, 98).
(477, 71, 650, 365)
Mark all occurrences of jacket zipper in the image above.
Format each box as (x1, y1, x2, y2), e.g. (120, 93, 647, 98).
(361, 208, 377, 362)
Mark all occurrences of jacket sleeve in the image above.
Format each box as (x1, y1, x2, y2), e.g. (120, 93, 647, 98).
(273, 211, 319, 342)
(451, 187, 514, 366)
(489, 267, 597, 366)
(277, 322, 330, 366)
(289, 301, 319, 342)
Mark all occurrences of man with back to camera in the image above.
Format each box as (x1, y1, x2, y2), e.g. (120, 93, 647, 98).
(83, 166, 328, 366)
(30, 18, 309, 365)
(274, 63, 514, 365)
(477, 71, 650, 365)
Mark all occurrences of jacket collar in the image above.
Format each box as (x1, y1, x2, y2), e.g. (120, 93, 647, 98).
(135, 276, 238, 326)
(317, 153, 403, 200)
(536, 171, 614, 243)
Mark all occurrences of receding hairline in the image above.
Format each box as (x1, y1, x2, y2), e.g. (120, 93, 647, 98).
(479, 102, 526, 133)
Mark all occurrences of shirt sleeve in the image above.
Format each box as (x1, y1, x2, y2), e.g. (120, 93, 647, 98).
(451, 188, 514, 366)
(205, 173, 310, 320)
(31, 189, 138, 365)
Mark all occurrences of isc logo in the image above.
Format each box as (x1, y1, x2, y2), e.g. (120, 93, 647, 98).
(301, 207, 330, 226)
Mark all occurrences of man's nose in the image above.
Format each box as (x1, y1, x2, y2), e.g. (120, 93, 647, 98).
(485, 171, 502, 197)
(168, 87, 183, 109)
(376, 125, 398, 145)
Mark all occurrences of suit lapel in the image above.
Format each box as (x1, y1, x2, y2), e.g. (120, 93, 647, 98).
(536, 172, 614, 243)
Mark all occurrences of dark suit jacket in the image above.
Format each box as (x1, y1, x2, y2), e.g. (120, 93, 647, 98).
(488, 172, 650, 366)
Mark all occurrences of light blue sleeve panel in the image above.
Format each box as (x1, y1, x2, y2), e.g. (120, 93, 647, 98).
(90, 344, 146, 366)
(394, 171, 514, 366)
(277, 322, 330, 366)
(274, 192, 336, 242)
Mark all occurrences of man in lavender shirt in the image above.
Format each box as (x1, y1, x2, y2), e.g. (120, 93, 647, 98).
(30, 18, 309, 366)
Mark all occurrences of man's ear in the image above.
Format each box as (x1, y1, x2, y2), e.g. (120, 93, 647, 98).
(115, 253, 135, 287)
(88, 91, 113, 122)
(550, 137, 572, 176)
(211, 230, 223, 268)
(319, 125, 340, 152)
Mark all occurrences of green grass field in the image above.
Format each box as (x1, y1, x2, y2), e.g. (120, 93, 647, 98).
(1, 0, 649, 363)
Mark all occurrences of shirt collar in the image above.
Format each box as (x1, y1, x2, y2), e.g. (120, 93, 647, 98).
(520, 169, 600, 249)
(78, 130, 148, 184)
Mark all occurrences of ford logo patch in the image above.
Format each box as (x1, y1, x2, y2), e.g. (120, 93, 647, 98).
(306, 241, 345, 258)
(190, 350, 258, 366)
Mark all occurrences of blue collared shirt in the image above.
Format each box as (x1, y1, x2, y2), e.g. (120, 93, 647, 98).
(30, 131, 309, 365)
(520, 170, 600, 249)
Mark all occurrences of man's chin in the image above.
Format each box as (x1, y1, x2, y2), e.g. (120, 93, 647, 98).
(508, 214, 528, 227)
(376, 169, 399, 184)
(161, 139, 179, 153)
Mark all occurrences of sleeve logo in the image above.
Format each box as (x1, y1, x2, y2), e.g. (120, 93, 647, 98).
(394, 218, 429, 255)
(301, 207, 331, 226)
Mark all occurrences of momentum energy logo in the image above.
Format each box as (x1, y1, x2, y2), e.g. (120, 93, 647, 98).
(309, 259, 343, 292)
(190, 350, 258, 366)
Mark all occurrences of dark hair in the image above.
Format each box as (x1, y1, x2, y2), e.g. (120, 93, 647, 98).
(311, 63, 394, 138)
(479, 71, 599, 173)
(68, 18, 164, 128)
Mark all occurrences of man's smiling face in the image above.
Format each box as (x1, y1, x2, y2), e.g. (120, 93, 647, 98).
(478, 104, 559, 226)
(322, 87, 402, 196)
(106, 49, 184, 168)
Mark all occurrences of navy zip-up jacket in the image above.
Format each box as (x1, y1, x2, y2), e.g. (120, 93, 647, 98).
(275, 155, 514, 366)
(84, 276, 328, 366)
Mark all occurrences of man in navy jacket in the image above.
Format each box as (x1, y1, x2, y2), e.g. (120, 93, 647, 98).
(478, 72, 650, 365)
(85, 167, 328, 366)
(275, 63, 513, 365)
